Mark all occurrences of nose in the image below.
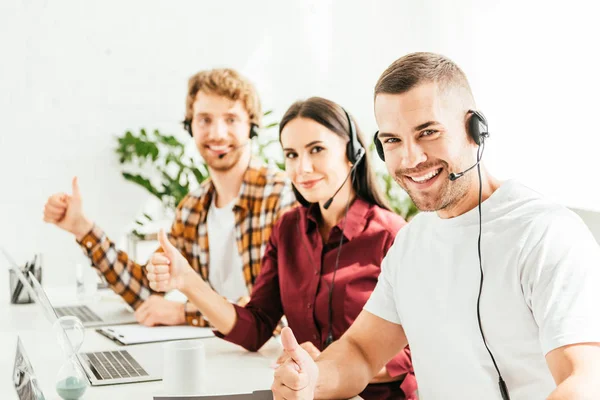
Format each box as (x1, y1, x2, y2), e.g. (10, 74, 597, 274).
(296, 152, 314, 175)
(207, 119, 228, 141)
(397, 141, 427, 169)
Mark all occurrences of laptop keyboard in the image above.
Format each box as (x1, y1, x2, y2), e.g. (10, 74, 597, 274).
(55, 305, 102, 323)
(85, 350, 149, 380)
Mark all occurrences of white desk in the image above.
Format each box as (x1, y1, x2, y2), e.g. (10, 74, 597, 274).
(0, 268, 282, 399)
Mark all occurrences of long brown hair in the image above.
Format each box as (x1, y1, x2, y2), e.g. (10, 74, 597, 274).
(279, 97, 390, 210)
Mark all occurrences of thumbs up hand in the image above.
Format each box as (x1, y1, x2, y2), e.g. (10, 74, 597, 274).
(146, 229, 193, 292)
(272, 327, 319, 400)
(43, 177, 93, 240)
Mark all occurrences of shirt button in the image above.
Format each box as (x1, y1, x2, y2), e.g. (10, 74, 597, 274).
(86, 241, 92, 248)
(313, 334, 318, 340)
(192, 319, 198, 325)
(307, 303, 312, 309)
(314, 271, 318, 276)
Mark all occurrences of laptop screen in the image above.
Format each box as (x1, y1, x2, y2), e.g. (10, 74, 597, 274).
(13, 337, 46, 400)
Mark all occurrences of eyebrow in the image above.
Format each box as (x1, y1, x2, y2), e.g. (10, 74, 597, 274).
(414, 121, 441, 131)
(194, 111, 242, 117)
(282, 140, 324, 152)
(378, 121, 442, 138)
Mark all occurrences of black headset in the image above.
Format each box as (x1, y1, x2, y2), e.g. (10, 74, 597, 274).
(372, 109, 488, 161)
(344, 109, 366, 165)
(183, 119, 259, 139)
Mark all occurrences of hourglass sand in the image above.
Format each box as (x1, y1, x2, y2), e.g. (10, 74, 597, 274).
(53, 316, 89, 400)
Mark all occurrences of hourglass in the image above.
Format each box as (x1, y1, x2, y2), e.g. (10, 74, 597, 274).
(52, 316, 89, 400)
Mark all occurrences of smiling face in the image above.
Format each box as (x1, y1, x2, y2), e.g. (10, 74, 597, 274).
(375, 82, 478, 212)
(280, 117, 352, 205)
(190, 92, 251, 172)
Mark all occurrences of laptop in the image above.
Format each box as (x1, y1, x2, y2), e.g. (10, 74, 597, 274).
(7, 258, 163, 386)
(1, 247, 136, 327)
(13, 337, 46, 400)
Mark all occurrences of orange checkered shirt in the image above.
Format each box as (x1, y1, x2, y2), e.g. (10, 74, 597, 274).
(77, 158, 297, 326)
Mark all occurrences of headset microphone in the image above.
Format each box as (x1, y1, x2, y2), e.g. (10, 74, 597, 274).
(448, 157, 484, 181)
(217, 141, 250, 159)
(323, 149, 364, 210)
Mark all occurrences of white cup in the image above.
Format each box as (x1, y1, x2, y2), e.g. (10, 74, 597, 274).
(162, 340, 206, 395)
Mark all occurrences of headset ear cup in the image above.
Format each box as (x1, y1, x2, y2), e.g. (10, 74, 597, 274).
(183, 120, 193, 137)
(468, 115, 481, 145)
(249, 124, 258, 139)
(373, 132, 385, 161)
(467, 110, 488, 146)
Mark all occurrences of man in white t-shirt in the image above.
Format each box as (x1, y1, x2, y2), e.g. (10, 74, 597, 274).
(272, 52, 600, 400)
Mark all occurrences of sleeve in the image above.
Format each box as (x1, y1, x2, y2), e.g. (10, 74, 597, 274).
(521, 209, 600, 355)
(363, 237, 402, 325)
(77, 224, 152, 309)
(215, 220, 285, 351)
(386, 347, 417, 399)
(377, 230, 415, 388)
(76, 202, 186, 311)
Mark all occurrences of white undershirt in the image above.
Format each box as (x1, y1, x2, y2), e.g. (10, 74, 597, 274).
(206, 196, 248, 302)
(364, 180, 600, 400)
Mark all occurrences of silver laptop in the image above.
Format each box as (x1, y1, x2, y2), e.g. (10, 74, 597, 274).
(7, 257, 163, 386)
(14, 337, 46, 400)
(1, 248, 136, 327)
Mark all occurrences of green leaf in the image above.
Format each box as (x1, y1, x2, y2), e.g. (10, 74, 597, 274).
(122, 172, 162, 200)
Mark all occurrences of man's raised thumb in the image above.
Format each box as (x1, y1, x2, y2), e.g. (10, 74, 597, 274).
(281, 327, 310, 369)
(158, 229, 176, 256)
(71, 176, 82, 201)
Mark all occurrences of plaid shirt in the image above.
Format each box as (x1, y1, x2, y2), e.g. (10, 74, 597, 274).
(78, 158, 297, 326)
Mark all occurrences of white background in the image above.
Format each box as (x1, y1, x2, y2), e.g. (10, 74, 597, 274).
(1, 0, 599, 286)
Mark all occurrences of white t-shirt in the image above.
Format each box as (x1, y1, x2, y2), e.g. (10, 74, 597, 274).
(206, 197, 248, 302)
(364, 180, 600, 400)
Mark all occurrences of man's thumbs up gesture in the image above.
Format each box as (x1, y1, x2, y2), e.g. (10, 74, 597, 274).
(272, 327, 319, 400)
(43, 177, 93, 240)
(146, 229, 193, 292)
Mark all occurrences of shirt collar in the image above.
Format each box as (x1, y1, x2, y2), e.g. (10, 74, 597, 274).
(304, 197, 371, 242)
(197, 157, 266, 221)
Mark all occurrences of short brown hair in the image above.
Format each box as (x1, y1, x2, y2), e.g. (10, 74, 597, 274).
(185, 68, 262, 126)
(374, 52, 475, 107)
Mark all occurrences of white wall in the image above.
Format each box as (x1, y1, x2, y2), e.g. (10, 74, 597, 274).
(571, 208, 600, 245)
(1, 0, 599, 286)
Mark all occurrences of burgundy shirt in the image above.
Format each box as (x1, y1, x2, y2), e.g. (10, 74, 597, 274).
(218, 198, 417, 399)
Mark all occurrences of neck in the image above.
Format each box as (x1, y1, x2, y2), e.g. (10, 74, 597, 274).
(437, 165, 501, 219)
(209, 150, 251, 208)
(318, 180, 356, 234)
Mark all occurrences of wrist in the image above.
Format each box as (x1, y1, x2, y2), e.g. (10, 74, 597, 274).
(178, 267, 199, 294)
(73, 217, 94, 241)
(178, 302, 186, 324)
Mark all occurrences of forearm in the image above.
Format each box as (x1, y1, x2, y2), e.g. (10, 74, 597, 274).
(181, 271, 237, 334)
(314, 338, 376, 399)
(73, 217, 94, 241)
(371, 366, 403, 384)
(547, 373, 600, 400)
(77, 224, 149, 309)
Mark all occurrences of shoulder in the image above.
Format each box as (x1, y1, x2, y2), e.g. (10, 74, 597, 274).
(177, 179, 212, 211)
(499, 181, 587, 237)
(273, 205, 304, 230)
(249, 160, 291, 188)
(367, 205, 408, 237)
